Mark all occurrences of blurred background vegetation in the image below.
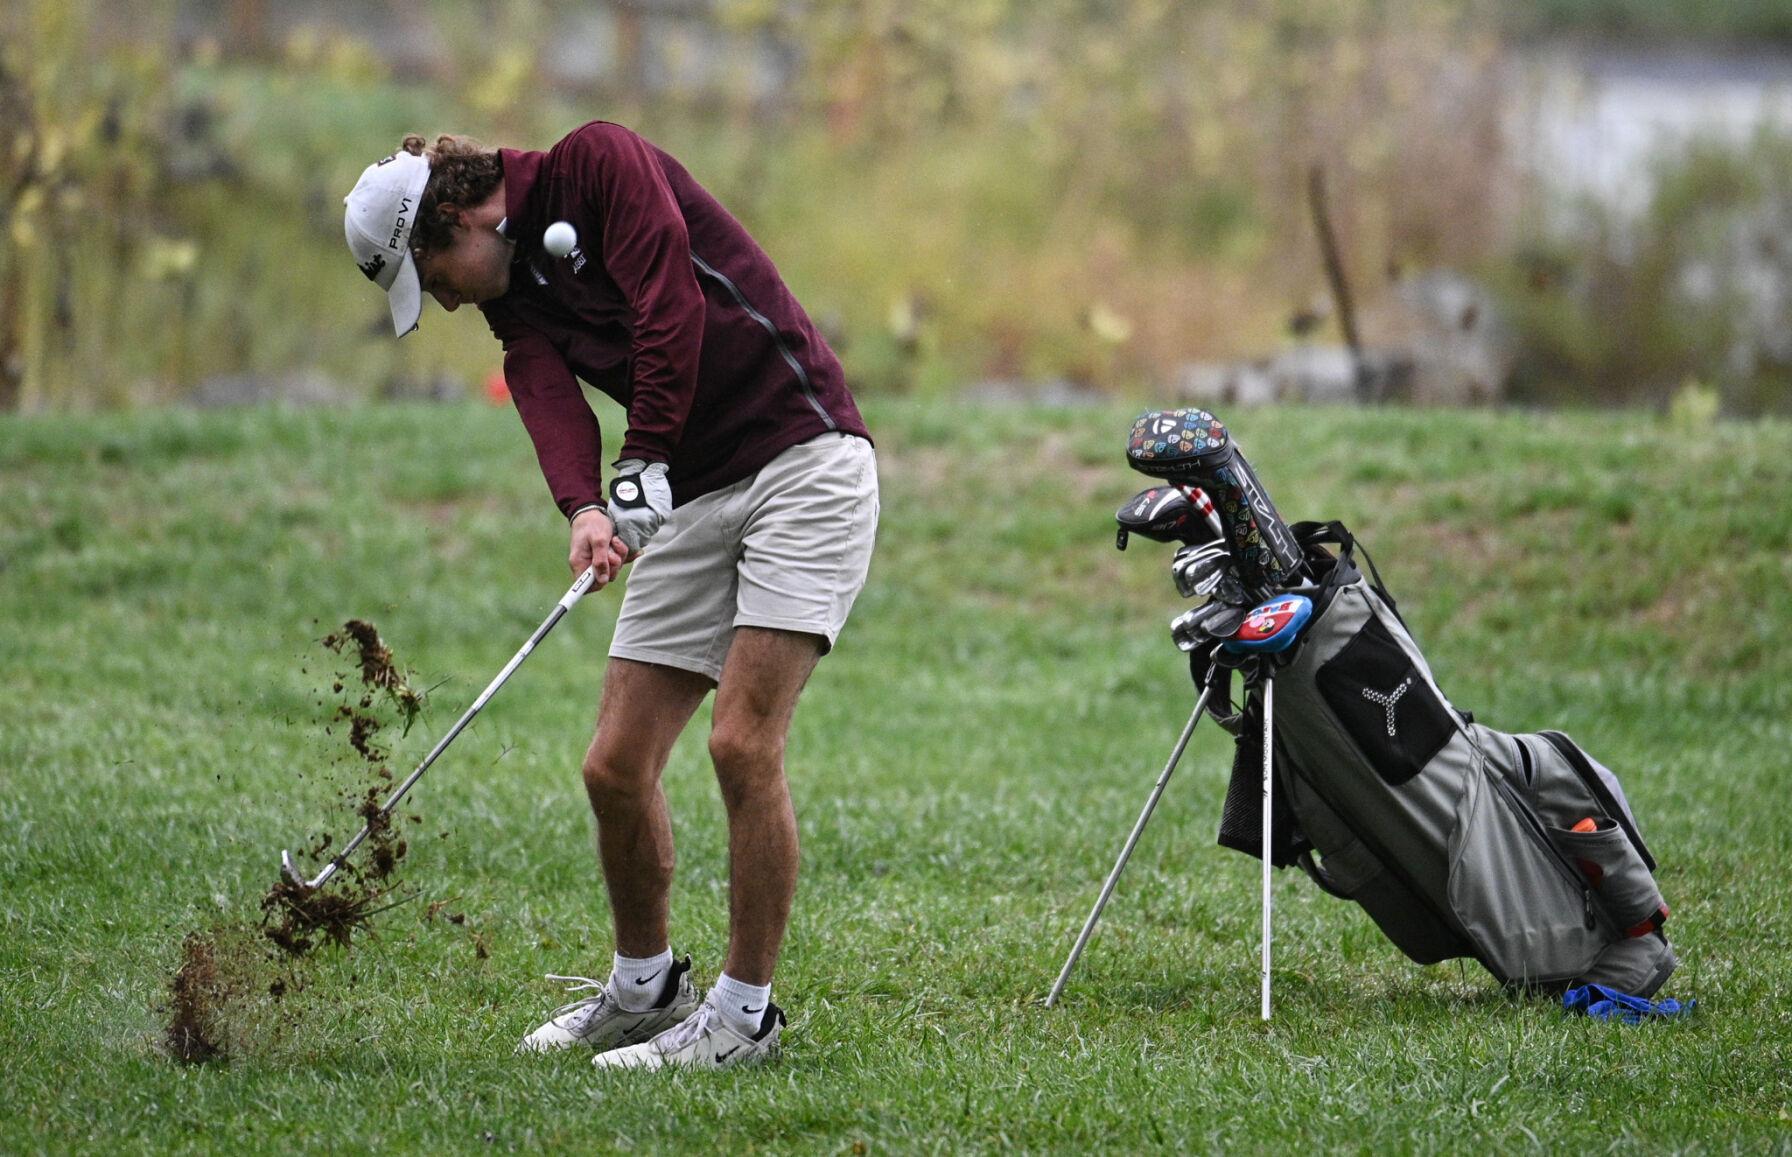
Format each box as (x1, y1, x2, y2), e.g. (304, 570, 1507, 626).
(2, 0, 1789, 413)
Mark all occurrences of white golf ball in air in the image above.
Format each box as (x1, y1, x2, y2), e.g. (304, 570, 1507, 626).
(543, 220, 578, 258)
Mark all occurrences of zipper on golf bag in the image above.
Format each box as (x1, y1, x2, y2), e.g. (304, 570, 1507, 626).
(1538, 731, 1658, 871)
(1513, 730, 1670, 941)
(1487, 774, 1603, 935)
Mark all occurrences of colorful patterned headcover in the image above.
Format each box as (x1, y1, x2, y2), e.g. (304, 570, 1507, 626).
(1125, 408, 1305, 595)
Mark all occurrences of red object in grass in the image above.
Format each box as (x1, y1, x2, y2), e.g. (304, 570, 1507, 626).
(484, 370, 511, 405)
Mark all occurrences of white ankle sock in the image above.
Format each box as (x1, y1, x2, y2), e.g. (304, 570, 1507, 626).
(611, 949, 673, 1011)
(711, 972, 772, 1034)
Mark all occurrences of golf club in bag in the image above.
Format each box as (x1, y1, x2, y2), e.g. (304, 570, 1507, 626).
(1049, 409, 1678, 1017)
(281, 565, 598, 891)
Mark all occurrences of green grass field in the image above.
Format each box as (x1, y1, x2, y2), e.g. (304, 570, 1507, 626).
(3, 398, 1789, 1152)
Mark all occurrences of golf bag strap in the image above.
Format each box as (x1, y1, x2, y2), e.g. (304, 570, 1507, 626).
(1292, 519, 1401, 622)
(1190, 651, 1245, 734)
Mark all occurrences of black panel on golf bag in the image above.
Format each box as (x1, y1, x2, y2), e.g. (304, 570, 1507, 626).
(1204, 522, 1677, 997)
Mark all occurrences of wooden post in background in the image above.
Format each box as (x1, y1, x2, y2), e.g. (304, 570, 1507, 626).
(1308, 164, 1372, 401)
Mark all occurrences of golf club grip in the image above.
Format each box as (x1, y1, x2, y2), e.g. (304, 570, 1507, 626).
(561, 565, 598, 609)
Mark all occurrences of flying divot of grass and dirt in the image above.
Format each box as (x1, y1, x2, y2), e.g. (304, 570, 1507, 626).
(161, 619, 471, 1064)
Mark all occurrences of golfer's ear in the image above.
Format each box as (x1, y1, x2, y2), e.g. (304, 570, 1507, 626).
(435, 203, 465, 230)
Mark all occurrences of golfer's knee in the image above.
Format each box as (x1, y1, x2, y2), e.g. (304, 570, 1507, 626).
(581, 742, 656, 805)
(708, 725, 784, 801)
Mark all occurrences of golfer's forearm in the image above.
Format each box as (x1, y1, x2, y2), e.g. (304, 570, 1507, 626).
(504, 350, 606, 518)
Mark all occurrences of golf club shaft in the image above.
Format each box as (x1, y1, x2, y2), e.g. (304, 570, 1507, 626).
(1261, 671, 1274, 1022)
(303, 566, 597, 889)
(1175, 484, 1226, 541)
(1045, 684, 1214, 1008)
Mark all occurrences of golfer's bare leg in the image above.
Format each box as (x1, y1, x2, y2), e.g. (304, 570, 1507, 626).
(582, 657, 713, 958)
(707, 626, 823, 986)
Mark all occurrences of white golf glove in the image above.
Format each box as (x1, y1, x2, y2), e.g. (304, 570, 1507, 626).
(607, 459, 673, 554)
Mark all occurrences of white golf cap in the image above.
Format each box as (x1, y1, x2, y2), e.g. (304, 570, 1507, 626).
(343, 150, 432, 336)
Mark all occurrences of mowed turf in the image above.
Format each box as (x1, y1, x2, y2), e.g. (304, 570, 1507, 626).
(2, 398, 1789, 1152)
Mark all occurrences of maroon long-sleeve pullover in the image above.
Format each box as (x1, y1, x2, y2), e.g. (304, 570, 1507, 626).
(479, 121, 869, 517)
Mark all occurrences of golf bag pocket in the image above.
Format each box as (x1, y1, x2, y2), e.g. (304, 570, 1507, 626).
(1547, 819, 1667, 936)
(1445, 768, 1607, 985)
(1493, 729, 1669, 938)
(1315, 615, 1456, 785)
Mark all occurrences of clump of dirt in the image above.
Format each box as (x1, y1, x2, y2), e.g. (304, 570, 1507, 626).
(260, 786, 412, 955)
(342, 705, 385, 762)
(164, 931, 227, 1063)
(159, 617, 441, 1065)
(162, 921, 294, 1064)
(323, 619, 423, 730)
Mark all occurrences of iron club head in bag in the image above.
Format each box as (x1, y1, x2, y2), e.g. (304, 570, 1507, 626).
(1171, 541, 1250, 603)
(1170, 600, 1251, 652)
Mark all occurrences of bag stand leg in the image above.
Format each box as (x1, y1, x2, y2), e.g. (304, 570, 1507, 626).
(1260, 666, 1274, 1022)
(1045, 683, 1215, 1008)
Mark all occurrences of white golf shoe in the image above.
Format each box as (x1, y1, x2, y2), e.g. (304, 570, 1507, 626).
(516, 956, 698, 1054)
(590, 996, 785, 1071)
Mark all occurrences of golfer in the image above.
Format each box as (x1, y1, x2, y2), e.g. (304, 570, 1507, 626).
(342, 122, 877, 1070)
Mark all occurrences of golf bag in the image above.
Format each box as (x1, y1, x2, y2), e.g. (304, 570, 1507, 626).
(1207, 522, 1677, 996)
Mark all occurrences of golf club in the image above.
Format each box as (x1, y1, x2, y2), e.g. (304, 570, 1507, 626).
(1171, 540, 1247, 602)
(1173, 483, 1226, 541)
(281, 565, 599, 891)
(1170, 600, 1250, 652)
(1218, 594, 1315, 1021)
(1114, 485, 1219, 551)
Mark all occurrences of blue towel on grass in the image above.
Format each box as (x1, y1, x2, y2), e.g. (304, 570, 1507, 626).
(1563, 983, 1695, 1024)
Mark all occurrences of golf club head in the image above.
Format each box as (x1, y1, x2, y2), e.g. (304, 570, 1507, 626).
(1170, 601, 1251, 652)
(1125, 408, 1232, 482)
(1125, 408, 1305, 593)
(280, 848, 306, 888)
(1115, 486, 1219, 551)
(1170, 541, 1243, 601)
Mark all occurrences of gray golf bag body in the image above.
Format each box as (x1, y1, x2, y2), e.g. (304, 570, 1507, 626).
(1209, 523, 1677, 996)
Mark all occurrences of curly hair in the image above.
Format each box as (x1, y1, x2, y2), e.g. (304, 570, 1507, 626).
(400, 133, 503, 255)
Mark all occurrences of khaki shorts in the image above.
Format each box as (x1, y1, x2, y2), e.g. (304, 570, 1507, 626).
(610, 433, 879, 680)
